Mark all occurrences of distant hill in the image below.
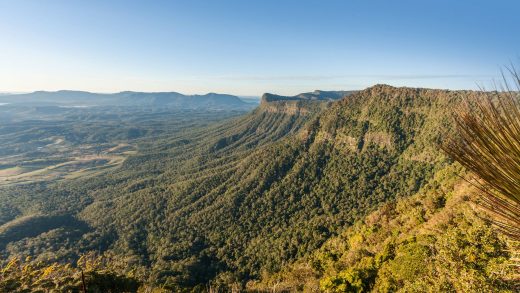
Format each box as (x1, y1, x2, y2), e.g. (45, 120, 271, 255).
(261, 90, 355, 103)
(0, 90, 254, 110)
(238, 96, 261, 105)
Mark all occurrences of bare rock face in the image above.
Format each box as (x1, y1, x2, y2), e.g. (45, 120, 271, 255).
(258, 90, 354, 115)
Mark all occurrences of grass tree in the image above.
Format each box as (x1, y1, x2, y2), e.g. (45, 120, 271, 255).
(443, 66, 520, 241)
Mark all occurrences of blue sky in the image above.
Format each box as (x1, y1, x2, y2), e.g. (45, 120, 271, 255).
(0, 0, 518, 95)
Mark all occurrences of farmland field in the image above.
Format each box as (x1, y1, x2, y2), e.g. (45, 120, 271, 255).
(0, 105, 245, 187)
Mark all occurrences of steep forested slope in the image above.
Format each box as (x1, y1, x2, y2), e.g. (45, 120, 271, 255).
(0, 95, 328, 285)
(1, 85, 495, 290)
(80, 85, 470, 288)
(250, 163, 518, 292)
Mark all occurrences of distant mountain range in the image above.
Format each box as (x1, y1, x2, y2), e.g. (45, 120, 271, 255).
(0, 90, 255, 110)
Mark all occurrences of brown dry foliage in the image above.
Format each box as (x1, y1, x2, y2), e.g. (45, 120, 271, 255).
(442, 66, 520, 241)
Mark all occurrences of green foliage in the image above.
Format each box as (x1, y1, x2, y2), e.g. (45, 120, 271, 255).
(2, 85, 512, 290)
(254, 163, 517, 292)
(0, 253, 140, 292)
(443, 70, 520, 240)
(320, 256, 377, 292)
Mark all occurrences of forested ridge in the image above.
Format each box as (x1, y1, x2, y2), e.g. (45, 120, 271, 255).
(251, 164, 518, 291)
(0, 85, 516, 291)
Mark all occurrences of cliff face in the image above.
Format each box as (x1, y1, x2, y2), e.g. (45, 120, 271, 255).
(260, 90, 354, 103)
(258, 90, 353, 115)
(259, 98, 329, 115)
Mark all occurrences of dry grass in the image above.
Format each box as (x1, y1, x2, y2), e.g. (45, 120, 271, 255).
(442, 66, 520, 241)
(0, 166, 25, 177)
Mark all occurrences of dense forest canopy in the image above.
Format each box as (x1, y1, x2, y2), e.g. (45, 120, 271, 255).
(0, 85, 517, 291)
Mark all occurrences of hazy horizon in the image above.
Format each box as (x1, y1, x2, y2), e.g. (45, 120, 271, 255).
(0, 82, 491, 99)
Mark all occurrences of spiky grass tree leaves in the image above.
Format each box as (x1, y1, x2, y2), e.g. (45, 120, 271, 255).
(442, 68, 520, 241)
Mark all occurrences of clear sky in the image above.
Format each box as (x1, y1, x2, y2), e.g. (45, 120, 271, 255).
(0, 0, 518, 96)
